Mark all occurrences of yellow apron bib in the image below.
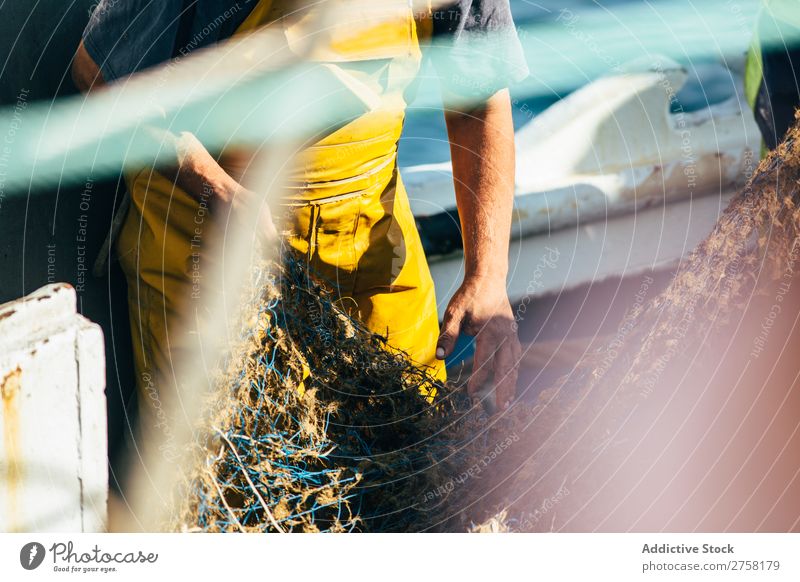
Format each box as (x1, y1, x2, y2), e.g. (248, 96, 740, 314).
(116, 0, 445, 411)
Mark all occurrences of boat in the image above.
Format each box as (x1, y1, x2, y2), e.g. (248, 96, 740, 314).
(402, 56, 760, 317)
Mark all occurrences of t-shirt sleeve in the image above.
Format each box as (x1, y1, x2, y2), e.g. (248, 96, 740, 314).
(429, 0, 529, 102)
(82, 0, 183, 82)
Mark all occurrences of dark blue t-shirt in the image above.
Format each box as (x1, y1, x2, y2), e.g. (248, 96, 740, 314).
(83, 0, 528, 99)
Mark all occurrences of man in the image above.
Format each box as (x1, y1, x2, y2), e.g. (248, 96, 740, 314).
(72, 0, 527, 428)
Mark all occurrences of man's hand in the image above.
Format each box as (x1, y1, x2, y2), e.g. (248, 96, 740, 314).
(441, 88, 520, 411)
(437, 276, 521, 411)
(210, 181, 278, 242)
(161, 132, 277, 241)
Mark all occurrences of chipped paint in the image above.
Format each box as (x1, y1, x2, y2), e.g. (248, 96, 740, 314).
(511, 208, 529, 223)
(1, 367, 22, 532)
(0, 283, 107, 532)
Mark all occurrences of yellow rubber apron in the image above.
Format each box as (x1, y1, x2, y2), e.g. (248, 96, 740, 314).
(116, 0, 445, 414)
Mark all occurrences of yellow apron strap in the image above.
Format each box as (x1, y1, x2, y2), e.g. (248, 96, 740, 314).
(233, 0, 275, 35)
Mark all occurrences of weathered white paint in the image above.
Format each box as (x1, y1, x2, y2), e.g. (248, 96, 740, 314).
(431, 192, 734, 317)
(403, 57, 756, 313)
(404, 57, 758, 240)
(0, 283, 107, 532)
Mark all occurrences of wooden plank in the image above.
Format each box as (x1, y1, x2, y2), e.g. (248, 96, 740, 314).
(0, 284, 107, 532)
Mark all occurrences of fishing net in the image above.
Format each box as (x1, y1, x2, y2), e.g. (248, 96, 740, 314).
(174, 250, 497, 532)
(176, 116, 800, 533)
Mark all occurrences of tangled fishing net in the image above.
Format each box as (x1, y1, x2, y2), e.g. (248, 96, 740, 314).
(176, 116, 800, 533)
(175, 249, 495, 532)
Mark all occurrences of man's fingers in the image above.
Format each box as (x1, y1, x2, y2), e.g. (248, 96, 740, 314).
(234, 188, 278, 241)
(467, 339, 492, 398)
(493, 342, 519, 411)
(259, 207, 279, 241)
(436, 306, 464, 360)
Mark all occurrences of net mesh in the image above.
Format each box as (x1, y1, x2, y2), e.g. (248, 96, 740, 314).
(174, 251, 496, 532)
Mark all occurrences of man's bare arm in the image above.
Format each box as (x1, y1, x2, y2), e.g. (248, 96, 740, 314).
(72, 40, 105, 93)
(437, 89, 521, 410)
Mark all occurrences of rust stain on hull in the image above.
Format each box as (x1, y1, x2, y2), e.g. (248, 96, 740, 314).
(1, 367, 21, 532)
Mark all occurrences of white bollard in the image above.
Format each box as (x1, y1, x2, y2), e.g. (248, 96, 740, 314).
(0, 283, 107, 532)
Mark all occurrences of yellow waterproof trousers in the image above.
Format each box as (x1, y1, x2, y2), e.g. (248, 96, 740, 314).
(116, 0, 445, 413)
